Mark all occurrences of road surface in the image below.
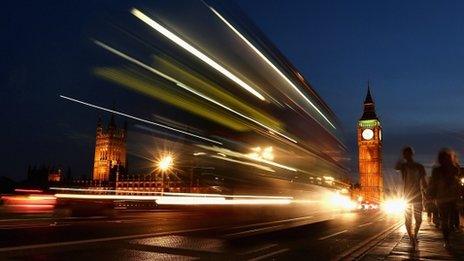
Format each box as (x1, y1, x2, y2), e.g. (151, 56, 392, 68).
(0, 208, 401, 260)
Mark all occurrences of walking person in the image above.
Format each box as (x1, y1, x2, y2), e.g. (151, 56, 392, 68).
(428, 148, 460, 248)
(395, 146, 428, 247)
(450, 152, 462, 232)
(425, 177, 439, 226)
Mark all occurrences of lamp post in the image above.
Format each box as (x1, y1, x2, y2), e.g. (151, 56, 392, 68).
(157, 154, 174, 194)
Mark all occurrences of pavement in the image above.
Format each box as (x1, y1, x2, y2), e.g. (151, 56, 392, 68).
(0, 209, 401, 260)
(358, 214, 464, 260)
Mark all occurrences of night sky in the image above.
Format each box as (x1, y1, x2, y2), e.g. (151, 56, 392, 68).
(2, 0, 464, 183)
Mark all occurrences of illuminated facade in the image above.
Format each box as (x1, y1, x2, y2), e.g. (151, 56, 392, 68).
(357, 86, 383, 203)
(92, 116, 127, 181)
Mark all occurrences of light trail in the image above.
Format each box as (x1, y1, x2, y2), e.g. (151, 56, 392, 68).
(50, 187, 292, 200)
(59, 95, 222, 145)
(198, 144, 298, 172)
(54, 193, 292, 205)
(210, 155, 275, 172)
(14, 189, 43, 193)
(94, 40, 297, 143)
(206, 5, 336, 129)
(131, 8, 266, 101)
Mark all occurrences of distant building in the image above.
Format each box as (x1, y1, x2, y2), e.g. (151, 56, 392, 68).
(87, 115, 222, 196)
(357, 84, 383, 203)
(93, 115, 127, 181)
(48, 169, 62, 182)
(26, 165, 67, 188)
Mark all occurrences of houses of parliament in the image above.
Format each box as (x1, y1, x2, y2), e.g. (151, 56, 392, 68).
(89, 115, 196, 193)
(93, 115, 127, 181)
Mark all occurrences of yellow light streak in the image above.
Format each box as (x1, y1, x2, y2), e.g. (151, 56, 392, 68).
(153, 56, 280, 127)
(210, 155, 275, 172)
(95, 68, 249, 131)
(198, 145, 297, 172)
(94, 41, 296, 143)
(207, 5, 336, 129)
(131, 8, 266, 101)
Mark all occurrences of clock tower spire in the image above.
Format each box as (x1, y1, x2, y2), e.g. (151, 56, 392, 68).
(357, 83, 383, 203)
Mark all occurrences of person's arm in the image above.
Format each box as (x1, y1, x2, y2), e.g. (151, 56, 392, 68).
(420, 165, 427, 191)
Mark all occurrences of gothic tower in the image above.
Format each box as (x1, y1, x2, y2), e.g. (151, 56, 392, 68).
(357, 84, 383, 203)
(92, 115, 127, 181)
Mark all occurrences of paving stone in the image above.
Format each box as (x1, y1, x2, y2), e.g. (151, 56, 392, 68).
(361, 214, 463, 260)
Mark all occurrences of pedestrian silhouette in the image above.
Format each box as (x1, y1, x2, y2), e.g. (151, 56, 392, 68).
(428, 148, 461, 248)
(395, 146, 427, 248)
(425, 176, 439, 226)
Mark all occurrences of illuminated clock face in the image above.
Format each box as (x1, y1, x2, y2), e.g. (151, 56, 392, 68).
(362, 129, 374, 140)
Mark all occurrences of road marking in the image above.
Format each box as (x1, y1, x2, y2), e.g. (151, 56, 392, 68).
(0, 216, 109, 223)
(0, 217, 54, 222)
(64, 216, 106, 220)
(0, 223, 70, 230)
(106, 219, 152, 224)
(318, 229, 348, 240)
(227, 215, 314, 232)
(358, 222, 373, 228)
(225, 224, 284, 237)
(334, 221, 403, 260)
(243, 243, 278, 255)
(248, 248, 289, 261)
(0, 226, 223, 252)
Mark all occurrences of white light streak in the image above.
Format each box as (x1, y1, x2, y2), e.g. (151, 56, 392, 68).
(59, 95, 222, 145)
(55, 194, 159, 200)
(94, 40, 297, 144)
(211, 155, 275, 172)
(207, 5, 336, 129)
(50, 187, 292, 200)
(131, 8, 266, 101)
(198, 145, 297, 172)
(53, 192, 292, 205)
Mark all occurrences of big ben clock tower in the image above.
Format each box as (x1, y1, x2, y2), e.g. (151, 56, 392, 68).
(358, 85, 383, 203)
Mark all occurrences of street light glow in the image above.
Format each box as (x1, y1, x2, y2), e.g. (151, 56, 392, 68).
(382, 198, 407, 215)
(248, 146, 274, 161)
(157, 154, 174, 172)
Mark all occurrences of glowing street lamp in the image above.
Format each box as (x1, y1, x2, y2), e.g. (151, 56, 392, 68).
(382, 197, 407, 215)
(156, 154, 174, 194)
(158, 155, 174, 172)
